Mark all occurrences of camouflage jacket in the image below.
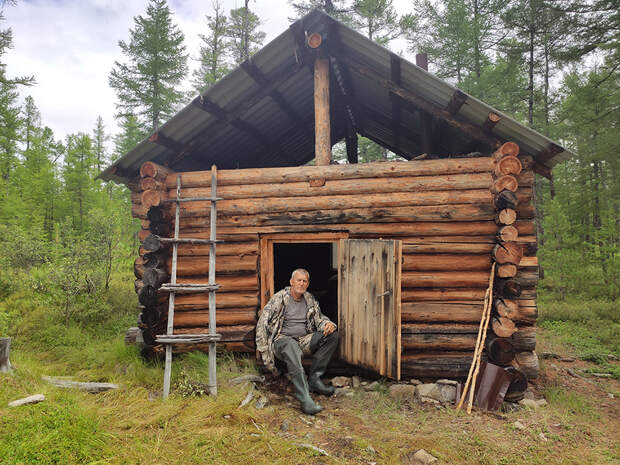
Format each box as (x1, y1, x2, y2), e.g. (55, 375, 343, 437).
(256, 287, 335, 374)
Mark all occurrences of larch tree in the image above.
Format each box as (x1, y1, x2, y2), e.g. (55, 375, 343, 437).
(0, 9, 33, 187)
(108, 0, 188, 133)
(192, 0, 231, 92)
(288, 0, 352, 22)
(62, 133, 96, 233)
(409, 0, 506, 88)
(112, 113, 144, 162)
(350, 0, 416, 46)
(227, 1, 266, 65)
(92, 116, 109, 172)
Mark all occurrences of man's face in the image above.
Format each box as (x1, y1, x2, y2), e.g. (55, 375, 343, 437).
(290, 271, 309, 298)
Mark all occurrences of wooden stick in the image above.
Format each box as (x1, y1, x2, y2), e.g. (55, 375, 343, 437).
(467, 262, 496, 413)
(455, 262, 496, 412)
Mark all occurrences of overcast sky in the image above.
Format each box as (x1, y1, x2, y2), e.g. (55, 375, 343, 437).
(3, 0, 413, 145)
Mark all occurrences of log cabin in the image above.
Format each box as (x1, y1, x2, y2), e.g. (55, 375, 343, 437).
(101, 10, 573, 387)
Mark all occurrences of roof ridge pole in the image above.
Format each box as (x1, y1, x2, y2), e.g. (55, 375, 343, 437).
(309, 32, 331, 166)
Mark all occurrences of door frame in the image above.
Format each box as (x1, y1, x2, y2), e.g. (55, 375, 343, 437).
(259, 232, 349, 312)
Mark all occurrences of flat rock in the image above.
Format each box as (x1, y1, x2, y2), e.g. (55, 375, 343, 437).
(416, 383, 442, 403)
(409, 378, 422, 386)
(436, 383, 457, 404)
(535, 399, 547, 407)
(352, 376, 361, 389)
(513, 421, 526, 430)
(519, 398, 539, 409)
(388, 384, 416, 400)
(412, 449, 437, 464)
(255, 396, 268, 409)
(331, 376, 351, 388)
(436, 379, 458, 386)
(295, 443, 328, 456)
(334, 387, 351, 397)
(365, 381, 380, 391)
(523, 390, 535, 401)
(8, 394, 45, 407)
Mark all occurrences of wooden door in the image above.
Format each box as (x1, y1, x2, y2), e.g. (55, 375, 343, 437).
(338, 239, 402, 379)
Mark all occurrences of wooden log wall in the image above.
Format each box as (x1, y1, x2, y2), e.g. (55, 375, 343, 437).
(485, 142, 539, 391)
(130, 161, 259, 353)
(129, 153, 539, 379)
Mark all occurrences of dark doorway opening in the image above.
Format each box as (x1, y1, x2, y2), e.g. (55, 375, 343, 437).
(273, 242, 338, 323)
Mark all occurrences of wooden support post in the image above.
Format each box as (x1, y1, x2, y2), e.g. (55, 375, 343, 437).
(314, 56, 331, 165)
(345, 123, 358, 164)
(208, 165, 218, 397)
(0, 337, 12, 373)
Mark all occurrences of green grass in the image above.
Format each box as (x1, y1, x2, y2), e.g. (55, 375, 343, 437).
(538, 295, 620, 378)
(1, 273, 619, 464)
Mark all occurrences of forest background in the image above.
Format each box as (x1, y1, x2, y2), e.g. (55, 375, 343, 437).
(0, 0, 617, 366)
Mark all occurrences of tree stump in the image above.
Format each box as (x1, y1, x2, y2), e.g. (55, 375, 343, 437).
(0, 337, 12, 373)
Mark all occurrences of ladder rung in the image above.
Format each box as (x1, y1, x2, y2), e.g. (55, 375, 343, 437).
(163, 196, 222, 203)
(158, 237, 221, 245)
(156, 334, 221, 344)
(160, 283, 220, 294)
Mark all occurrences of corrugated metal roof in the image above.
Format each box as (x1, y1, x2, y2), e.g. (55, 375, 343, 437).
(100, 9, 573, 184)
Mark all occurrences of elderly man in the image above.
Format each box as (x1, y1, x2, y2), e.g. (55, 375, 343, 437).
(256, 268, 339, 415)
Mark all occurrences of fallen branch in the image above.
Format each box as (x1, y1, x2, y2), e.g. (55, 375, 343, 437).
(42, 376, 123, 393)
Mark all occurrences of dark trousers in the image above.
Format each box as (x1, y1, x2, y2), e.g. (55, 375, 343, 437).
(273, 331, 339, 377)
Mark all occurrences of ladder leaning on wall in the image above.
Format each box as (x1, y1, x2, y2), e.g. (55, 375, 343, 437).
(155, 165, 221, 399)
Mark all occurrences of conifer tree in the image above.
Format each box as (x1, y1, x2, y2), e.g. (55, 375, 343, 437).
(289, 0, 352, 22)
(92, 116, 108, 172)
(227, 1, 266, 65)
(350, 0, 415, 46)
(112, 114, 144, 162)
(409, 0, 506, 86)
(192, 0, 230, 92)
(108, 0, 188, 132)
(63, 133, 96, 232)
(0, 9, 33, 186)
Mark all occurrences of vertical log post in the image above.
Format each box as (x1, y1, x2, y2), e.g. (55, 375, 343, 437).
(162, 175, 181, 400)
(309, 32, 331, 166)
(208, 165, 218, 397)
(345, 122, 358, 164)
(0, 337, 12, 373)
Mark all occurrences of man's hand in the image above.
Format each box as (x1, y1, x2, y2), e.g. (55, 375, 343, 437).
(323, 322, 336, 336)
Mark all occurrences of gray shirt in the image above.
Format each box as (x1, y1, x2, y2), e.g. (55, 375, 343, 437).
(280, 294, 308, 337)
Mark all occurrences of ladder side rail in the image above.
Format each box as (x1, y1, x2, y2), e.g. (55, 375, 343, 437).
(208, 165, 218, 397)
(162, 174, 182, 400)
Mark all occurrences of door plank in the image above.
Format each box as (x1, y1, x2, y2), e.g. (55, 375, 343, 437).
(339, 239, 401, 379)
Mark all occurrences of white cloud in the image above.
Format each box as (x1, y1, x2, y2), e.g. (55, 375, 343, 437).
(3, 0, 415, 145)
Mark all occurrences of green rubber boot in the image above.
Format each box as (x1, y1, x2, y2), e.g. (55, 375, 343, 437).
(308, 373, 335, 396)
(290, 369, 322, 415)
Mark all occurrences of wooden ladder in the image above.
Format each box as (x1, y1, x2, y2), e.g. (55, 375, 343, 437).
(156, 165, 221, 399)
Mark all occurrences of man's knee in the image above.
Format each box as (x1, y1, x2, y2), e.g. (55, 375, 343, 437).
(325, 330, 339, 346)
(274, 336, 303, 361)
